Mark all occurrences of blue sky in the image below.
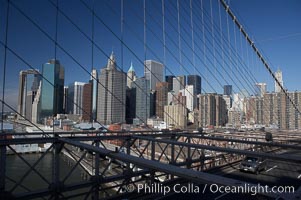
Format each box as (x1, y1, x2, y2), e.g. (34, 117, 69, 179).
(229, 0, 301, 91)
(1, 0, 301, 111)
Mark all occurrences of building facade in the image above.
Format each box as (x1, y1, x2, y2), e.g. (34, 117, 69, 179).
(223, 85, 232, 96)
(127, 62, 136, 88)
(198, 93, 227, 127)
(144, 60, 164, 90)
(173, 76, 186, 94)
(82, 82, 92, 121)
(97, 52, 126, 125)
(165, 75, 175, 92)
(91, 69, 98, 121)
(164, 93, 187, 129)
(255, 83, 267, 97)
(275, 69, 283, 93)
(131, 77, 150, 125)
(155, 82, 169, 119)
(180, 85, 195, 111)
(67, 82, 85, 115)
(39, 59, 64, 122)
(17, 69, 41, 120)
(187, 75, 201, 95)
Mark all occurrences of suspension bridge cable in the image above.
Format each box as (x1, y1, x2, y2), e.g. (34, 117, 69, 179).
(57, 0, 181, 128)
(90, 0, 196, 127)
(1, 0, 9, 132)
(196, 0, 272, 117)
(6, 1, 112, 131)
(170, 0, 270, 122)
(219, 0, 301, 116)
(152, 0, 255, 119)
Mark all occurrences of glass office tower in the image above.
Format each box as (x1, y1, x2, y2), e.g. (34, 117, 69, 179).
(39, 59, 64, 122)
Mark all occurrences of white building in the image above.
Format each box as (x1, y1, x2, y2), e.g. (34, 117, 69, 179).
(167, 91, 175, 105)
(32, 81, 42, 123)
(127, 62, 136, 88)
(67, 81, 85, 115)
(232, 93, 244, 111)
(274, 69, 283, 93)
(164, 104, 187, 129)
(180, 85, 195, 112)
(255, 83, 266, 97)
(144, 60, 164, 90)
(173, 76, 186, 94)
(223, 95, 232, 110)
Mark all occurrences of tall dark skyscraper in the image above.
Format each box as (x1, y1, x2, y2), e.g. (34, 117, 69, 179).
(165, 75, 175, 92)
(224, 85, 233, 96)
(39, 59, 64, 122)
(156, 82, 169, 119)
(126, 87, 136, 124)
(187, 75, 201, 95)
(82, 82, 92, 122)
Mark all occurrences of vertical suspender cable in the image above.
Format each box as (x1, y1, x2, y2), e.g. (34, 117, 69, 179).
(121, 0, 124, 123)
(53, 0, 59, 133)
(218, 0, 227, 86)
(210, 0, 217, 76)
(1, 1, 9, 132)
(200, 0, 206, 92)
(91, 0, 95, 122)
(162, 0, 166, 76)
(177, 0, 182, 75)
(0, 0, 10, 192)
(190, 0, 198, 126)
(143, 0, 147, 124)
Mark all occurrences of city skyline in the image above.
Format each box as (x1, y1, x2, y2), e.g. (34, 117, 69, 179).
(14, 55, 300, 130)
(1, 1, 301, 199)
(1, 0, 301, 113)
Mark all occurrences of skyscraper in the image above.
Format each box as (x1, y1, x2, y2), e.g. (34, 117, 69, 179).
(17, 69, 41, 120)
(63, 86, 68, 114)
(127, 62, 136, 88)
(198, 93, 227, 127)
(275, 69, 283, 93)
(82, 82, 92, 121)
(155, 82, 169, 119)
(187, 75, 202, 95)
(67, 82, 85, 115)
(223, 85, 232, 96)
(97, 52, 126, 124)
(144, 60, 164, 90)
(132, 77, 150, 124)
(91, 69, 98, 121)
(173, 76, 186, 94)
(180, 85, 195, 111)
(164, 93, 187, 129)
(32, 81, 42, 123)
(39, 59, 64, 122)
(255, 83, 267, 97)
(165, 75, 175, 92)
(126, 87, 136, 124)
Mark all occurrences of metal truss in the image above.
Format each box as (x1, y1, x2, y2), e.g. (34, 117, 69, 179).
(0, 131, 301, 199)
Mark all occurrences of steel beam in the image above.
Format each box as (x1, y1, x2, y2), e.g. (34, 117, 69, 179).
(180, 133, 301, 150)
(59, 138, 261, 187)
(133, 136, 301, 163)
(0, 143, 6, 192)
(0, 137, 55, 145)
